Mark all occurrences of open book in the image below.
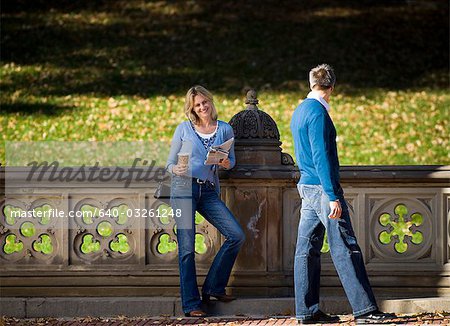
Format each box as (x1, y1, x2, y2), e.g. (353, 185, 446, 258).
(204, 137, 234, 165)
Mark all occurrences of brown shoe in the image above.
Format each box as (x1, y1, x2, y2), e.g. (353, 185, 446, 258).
(202, 293, 236, 303)
(184, 309, 207, 317)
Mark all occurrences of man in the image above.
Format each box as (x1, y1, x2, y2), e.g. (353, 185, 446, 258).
(290, 64, 395, 324)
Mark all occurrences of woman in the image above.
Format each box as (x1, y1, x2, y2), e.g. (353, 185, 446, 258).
(166, 85, 245, 317)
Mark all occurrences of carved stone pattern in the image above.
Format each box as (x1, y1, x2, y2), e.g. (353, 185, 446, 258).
(1, 198, 60, 264)
(229, 109, 280, 140)
(369, 197, 433, 261)
(281, 153, 295, 165)
(261, 113, 280, 139)
(241, 111, 260, 138)
(146, 200, 216, 267)
(70, 198, 136, 264)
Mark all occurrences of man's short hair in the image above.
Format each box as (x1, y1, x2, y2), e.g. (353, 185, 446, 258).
(309, 64, 336, 90)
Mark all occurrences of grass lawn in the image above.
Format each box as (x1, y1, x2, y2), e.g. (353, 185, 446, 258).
(1, 0, 449, 165)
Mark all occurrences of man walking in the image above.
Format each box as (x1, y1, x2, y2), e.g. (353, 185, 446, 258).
(290, 64, 394, 324)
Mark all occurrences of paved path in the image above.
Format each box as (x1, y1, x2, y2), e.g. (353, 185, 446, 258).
(2, 313, 450, 325)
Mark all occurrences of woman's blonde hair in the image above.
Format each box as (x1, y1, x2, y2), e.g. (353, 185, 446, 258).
(184, 85, 218, 124)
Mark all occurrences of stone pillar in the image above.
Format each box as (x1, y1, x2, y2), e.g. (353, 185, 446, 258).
(228, 89, 294, 167)
(221, 90, 297, 296)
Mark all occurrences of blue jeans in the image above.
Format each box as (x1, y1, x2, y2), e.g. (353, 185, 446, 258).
(294, 184, 377, 319)
(171, 177, 245, 314)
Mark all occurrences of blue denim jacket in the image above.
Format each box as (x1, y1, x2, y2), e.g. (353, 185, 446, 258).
(166, 120, 236, 194)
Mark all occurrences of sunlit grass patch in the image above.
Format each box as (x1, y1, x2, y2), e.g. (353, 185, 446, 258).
(1, 0, 448, 166)
(2, 84, 449, 165)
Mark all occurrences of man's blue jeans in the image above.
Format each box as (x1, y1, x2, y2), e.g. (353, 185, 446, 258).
(171, 177, 245, 314)
(295, 184, 378, 319)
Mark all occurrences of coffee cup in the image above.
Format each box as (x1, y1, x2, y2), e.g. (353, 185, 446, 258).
(177, 153, 190, 166)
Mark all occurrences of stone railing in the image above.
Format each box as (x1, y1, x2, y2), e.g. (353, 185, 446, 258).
(1, 91, 449, 299)
(1, 165, 449, 298)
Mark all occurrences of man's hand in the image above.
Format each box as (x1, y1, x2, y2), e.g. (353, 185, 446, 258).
(218, 158, 231, 169)
(172, 164, 188, 176)
(328, 200, 342, 219)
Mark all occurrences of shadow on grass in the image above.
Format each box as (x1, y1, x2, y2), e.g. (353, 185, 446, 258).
(1, 0, 449, 97)
(2, 102, 75, 116)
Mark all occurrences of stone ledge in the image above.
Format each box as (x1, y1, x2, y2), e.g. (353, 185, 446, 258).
(1, 297, 449, 318)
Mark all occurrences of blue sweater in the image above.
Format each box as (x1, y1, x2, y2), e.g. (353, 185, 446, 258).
(290, 98, 340, 201)
(166, 120, 236, 194)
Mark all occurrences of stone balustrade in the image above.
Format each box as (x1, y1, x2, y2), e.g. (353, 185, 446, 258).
(1, 90, 449, 300)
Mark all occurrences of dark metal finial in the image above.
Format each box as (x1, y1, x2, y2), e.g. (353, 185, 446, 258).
(245, 89, 259, 110)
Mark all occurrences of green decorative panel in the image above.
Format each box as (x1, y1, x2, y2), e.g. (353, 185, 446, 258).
(195, 233, 207, 254)
(157, 233, 177, 254)
(3, 203, 53, 226)
(20, 222, 36, 238)
(34, 204, 53, 225)
(71, 198, 136, 264)
(370, 196, 433, 262)
(378, 204, 424, 253)
(111, 204, 128, 225)
(33, 234, 53, 254)
(1, 199, 60, 263)
(80, 204, 99, 225)
(153, 231, 208, 256)
(97, 221, 113, 238)
(157, 204, 172, 225)
(149, 201, 215, 265)
(110, 234, 130, 254)
(3, 205, 24, 226)
(80, 234, 101, 254)
(4, 234, 24, 254)
(195, 212, 205, 225)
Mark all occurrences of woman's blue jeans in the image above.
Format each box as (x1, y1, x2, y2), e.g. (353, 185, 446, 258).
(171, 177, 245, 314)
(295, 184, 378, 320)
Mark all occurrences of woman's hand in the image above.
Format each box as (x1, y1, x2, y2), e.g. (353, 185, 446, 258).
(218, 158, 231, 169)
(172, 164, 188, 176)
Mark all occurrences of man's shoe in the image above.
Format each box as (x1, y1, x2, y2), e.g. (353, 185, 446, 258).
(184, 309, 207, 317)
(355, 310, 396, 324)
(297, 310, 340, 324)
(202, 293, 236, 303)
